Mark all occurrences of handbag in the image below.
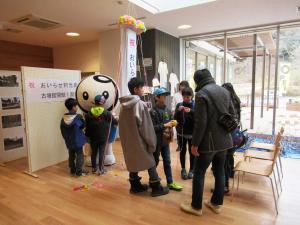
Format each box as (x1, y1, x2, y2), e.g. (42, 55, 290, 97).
(201, 89, 238, 133)
(163, 127, 174, 145)
(231, 128, 248, 148)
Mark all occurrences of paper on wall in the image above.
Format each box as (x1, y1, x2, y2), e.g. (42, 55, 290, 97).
(24, 79, 79, 103)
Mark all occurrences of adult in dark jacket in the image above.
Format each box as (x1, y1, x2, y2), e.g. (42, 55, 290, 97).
(60, 98, 87, 176)
(85, 95, 118, 175)
(181, 69, 234, 216)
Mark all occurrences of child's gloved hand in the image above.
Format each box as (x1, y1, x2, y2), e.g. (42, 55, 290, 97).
(184, 107, 191, 113)
(164, 121, 173, 128)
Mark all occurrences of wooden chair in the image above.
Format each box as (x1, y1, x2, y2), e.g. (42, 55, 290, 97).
(232, 144, 281, 215)
(249, 127, 284, 151)
(246, 128, 284, 180)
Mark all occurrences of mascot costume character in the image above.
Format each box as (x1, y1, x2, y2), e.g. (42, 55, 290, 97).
(76, 74, 119, 166)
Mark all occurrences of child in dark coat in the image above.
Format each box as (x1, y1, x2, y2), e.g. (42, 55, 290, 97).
(85, 95, 118, 175)
(174, 87, 195, 180)
(150, 87, 183, 191)
(60, 98, 88, 176)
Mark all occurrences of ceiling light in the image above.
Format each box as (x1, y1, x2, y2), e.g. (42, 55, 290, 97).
(177, 25, 192, 30)
(66, 32, 80, 37)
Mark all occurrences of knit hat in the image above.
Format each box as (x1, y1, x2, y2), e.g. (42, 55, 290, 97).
(194, 69, 215, 92)
(94, 95, 106, 105)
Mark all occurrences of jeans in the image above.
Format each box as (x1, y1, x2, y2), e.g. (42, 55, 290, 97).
(68, 148, 84, 175)
(225, 148, 235, 189)
(192, 150, 227, 210)
(90, 141, 106, 170)
(153, 144, 173, 184)
(178, 136, 195, 171)
(129, 166, 160, 182)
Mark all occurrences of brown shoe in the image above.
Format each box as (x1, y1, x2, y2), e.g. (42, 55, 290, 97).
(204, 200, 222, 214)
(180, 200, 202, 216)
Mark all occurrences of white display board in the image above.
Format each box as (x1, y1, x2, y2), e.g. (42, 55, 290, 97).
(0, 70, 27, 163)
(22, 67, 81, 173)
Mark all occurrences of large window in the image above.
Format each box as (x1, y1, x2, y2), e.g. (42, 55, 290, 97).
(183, 22, 300, 138)
(278, 27, 300, 137)
(185, 48, 196, 87)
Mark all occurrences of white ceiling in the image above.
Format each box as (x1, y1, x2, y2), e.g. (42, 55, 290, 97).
(128, 0, 217, 14)
(0, 0, 299, 47)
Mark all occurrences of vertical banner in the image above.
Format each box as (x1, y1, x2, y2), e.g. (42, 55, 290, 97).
(120, 28, 137, 96)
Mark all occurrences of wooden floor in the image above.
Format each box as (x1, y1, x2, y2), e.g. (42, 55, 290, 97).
(0, 141, 299, 225)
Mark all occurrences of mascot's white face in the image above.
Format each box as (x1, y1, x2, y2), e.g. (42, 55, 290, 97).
(76, 75, 119, 113)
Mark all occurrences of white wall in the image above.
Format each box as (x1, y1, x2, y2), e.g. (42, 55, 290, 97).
(98, 29, 121, 81)
(53, 30, 121, 80)
(53, 41, 100, 72)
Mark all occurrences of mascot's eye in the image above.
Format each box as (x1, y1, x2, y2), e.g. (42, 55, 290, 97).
(83, 91, 89, 100)
(102, 91, 109, 99)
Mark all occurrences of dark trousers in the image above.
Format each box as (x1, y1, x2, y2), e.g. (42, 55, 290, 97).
(68, 148, 84, 175)
(90, 141, 106, 170)
(192, 150, 227, 210)
(225, 148, 235, 189)
(178, 136, 195, 171)
(153, 145, 173, 184)
(129, 166, 160, 182)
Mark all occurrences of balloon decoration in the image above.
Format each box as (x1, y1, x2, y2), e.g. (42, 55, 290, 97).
(119, 15, 146, 34)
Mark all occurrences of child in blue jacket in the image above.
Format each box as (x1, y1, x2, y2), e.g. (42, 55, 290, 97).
(60, 98, 88, 176)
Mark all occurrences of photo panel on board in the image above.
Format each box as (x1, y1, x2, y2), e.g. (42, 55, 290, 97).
(3, 135, 24, 151)
(1, 97, 21, 111)
(0, 70, 26, 162)
(1, 114, 22, 129)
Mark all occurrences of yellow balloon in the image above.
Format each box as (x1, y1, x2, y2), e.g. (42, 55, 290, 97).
(171, 120, 178, 127)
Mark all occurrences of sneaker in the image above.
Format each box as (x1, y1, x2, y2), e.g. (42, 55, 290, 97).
(180, 200, 202, 216)
(204, 200, 222, 214)
(76, 171, 88, 177)
(187, 170, 194, 179)
(92, 168, 97, 174)
(82, 169, 89, 174)
(181, 169, 188, 180)
(97, 168, 108, 175)
(75, 169, 89, 177)
(168, 182, 183, 191)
